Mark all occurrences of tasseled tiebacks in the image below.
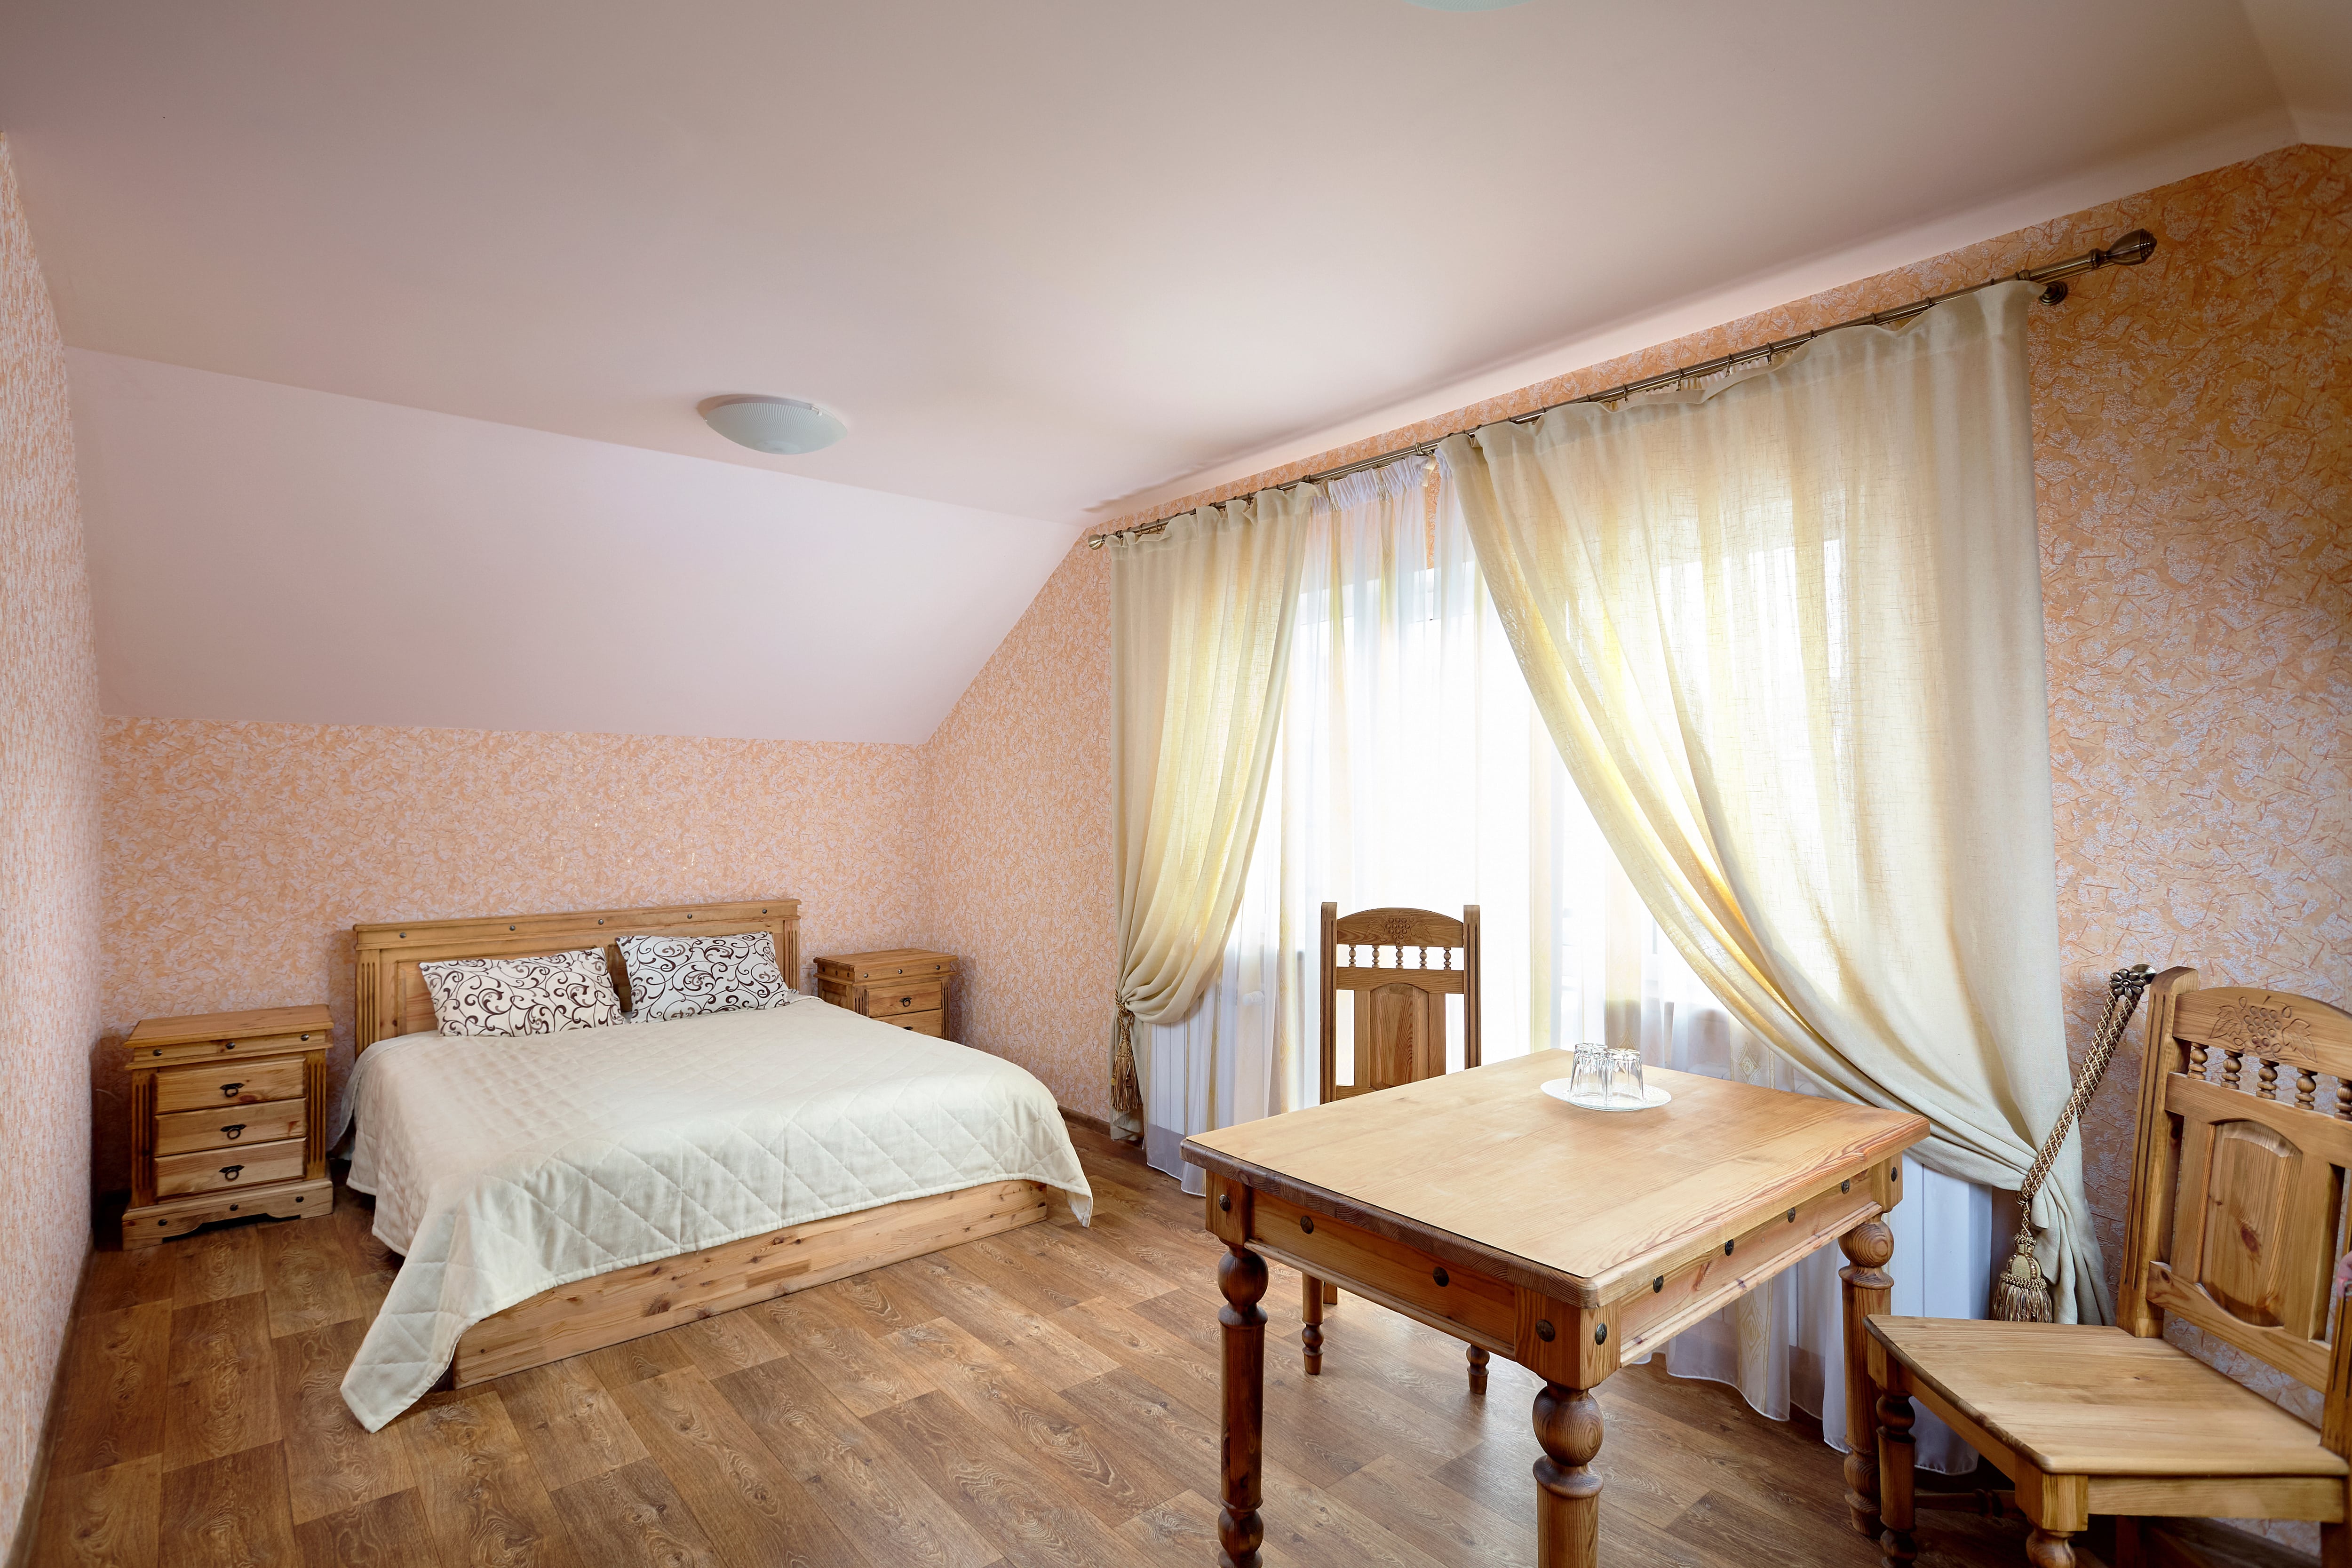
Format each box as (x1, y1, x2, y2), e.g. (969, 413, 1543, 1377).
(1992, 962, 2153, 1321)
(1111, 1004, 1144, 1142)
(1992, 1226, 2056, 1323)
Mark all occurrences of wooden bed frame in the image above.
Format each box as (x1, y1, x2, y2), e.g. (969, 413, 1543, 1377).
(350, 898, 1051, 1390)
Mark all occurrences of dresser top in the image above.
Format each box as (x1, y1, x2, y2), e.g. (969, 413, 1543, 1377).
(126, 1004, 332, 1049)
(814, 949, 954, 968)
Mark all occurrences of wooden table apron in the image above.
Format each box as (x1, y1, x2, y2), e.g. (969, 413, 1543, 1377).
(1181, 1054, 1930, 1568)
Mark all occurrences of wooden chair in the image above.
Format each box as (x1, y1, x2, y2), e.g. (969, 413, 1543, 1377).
(1867, 971, 2352, 1568)
(1303, 902, 1485, 1388)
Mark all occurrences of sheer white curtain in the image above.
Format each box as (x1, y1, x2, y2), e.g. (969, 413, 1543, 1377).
(1144, 458, 1549, 1179)
(1150, 457, 2000, 1471)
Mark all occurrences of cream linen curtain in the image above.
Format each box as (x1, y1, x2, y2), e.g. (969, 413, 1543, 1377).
(1109, 489, 1312, 1137)
(1442, 282, 2105, 1322)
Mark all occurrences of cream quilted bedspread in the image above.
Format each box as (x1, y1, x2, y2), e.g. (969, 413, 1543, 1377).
(340, 998, 1092, 1430)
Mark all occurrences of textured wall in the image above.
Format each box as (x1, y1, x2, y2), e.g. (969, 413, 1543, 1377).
(917, 539, 1116, 1115)
(924, 145, 2352, 1226)
(0, 139, 102, 1556)
(97, 719, 928, 1192)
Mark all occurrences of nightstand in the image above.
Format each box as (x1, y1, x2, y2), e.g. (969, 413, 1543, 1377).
(813, 950, 958, 1040)
(121, 1004, 335, 1248)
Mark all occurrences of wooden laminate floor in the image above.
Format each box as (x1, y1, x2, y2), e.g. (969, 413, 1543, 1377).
(35, 1125, 2066, 1568)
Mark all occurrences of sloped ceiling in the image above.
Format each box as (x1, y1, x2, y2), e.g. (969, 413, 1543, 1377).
(1, 0, 2340, 740)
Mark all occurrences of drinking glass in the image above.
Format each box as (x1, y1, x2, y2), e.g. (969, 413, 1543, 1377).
(1605, 1047, 1646, 1107)
(1568, 1043, 1609, 1106)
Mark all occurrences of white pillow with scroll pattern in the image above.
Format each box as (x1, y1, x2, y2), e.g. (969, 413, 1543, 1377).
(615, 931, 797, 1021)
(419, 947, 624, 1038)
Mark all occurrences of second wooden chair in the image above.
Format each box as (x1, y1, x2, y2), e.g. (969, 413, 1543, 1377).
(1303, 902, 1486, 1390)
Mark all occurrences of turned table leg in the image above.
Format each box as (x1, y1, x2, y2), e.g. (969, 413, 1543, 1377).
(1219, 1243, 1269, 1568)
(1839, 1216, 1894, 1537)
(1466, 1344, 1489, 1395)
(1876, 1390, 1916, 1564)
(2026, 1529, 2077, 1567)
(1301, 1272, 1325, 1376)
(1533, 1382, 1602, 1568)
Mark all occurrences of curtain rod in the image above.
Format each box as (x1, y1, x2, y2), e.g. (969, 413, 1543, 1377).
(1088, 227, 2156, 550)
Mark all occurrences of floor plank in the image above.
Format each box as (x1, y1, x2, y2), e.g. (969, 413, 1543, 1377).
(290, 1490, 440, 1568)
(754, 1290, 941, 1418)
(32, 1137, 2064, 1568)
(612, 1366, 867, 1568)
(716, 1354, 998, 1568)
(882, 1317, 1184, 1528)
(170, 1224, 265, 1309)
(864, 1390, 1136, 1568)
(162, 1292, 278, 1472)
(260, 1220, 364, 1341)
(405, 1392, 580, 1568)
(31, 1455, 160, 1568)
(546, 1459, 721, 1568)
(275, 1319, 417, 1526)
(159, 1445, 298, 1568)
(496, 1358, 650, 1494)
(49, 1303, 170, 1480)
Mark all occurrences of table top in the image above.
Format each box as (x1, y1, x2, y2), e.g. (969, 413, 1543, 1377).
(1183, 1049, 1927, 1304)
(125, 1004, 332, 1049)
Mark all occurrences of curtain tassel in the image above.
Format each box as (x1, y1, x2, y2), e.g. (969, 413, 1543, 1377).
(1111, 1006, 1143, 1136)
(1992, 962, 2155, 1321)
(1991, 1226, 2055, 1323)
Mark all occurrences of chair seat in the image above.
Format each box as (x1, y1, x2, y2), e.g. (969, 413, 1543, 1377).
(1869, 1317, 2348, 1479)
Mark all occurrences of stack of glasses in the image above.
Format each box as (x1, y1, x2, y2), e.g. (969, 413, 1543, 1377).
(1566, 1042, 1651, 1109)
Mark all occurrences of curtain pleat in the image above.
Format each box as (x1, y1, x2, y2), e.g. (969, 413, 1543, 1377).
(1109, 488, 1312, 1137)
(1442, 281, 2105, 1322)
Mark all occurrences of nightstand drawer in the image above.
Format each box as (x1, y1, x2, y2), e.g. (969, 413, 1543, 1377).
(155, 1098, 308, 1156)
(155, 1058, 306, 1113)
(154, 1136, 306, 1197)
(864, 982, 942, 1019)
(134, 1030, 323, 1067)
(885, 1010, 945, 1038)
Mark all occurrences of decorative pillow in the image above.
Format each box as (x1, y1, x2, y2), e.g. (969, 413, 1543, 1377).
(419, 947, 624, 1039)
(615, 931, 797, 1021)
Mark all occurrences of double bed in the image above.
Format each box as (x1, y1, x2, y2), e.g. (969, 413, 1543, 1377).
(339, 898, 1092, 1431)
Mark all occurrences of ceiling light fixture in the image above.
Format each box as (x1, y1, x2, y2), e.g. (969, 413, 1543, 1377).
(698, 395, 847, 454)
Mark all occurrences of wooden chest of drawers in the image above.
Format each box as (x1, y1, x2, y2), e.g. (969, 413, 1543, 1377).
(121, 1004, 335, 1248)
(813, 950, 958, 1041)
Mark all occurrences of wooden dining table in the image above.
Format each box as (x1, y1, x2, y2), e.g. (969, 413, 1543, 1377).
(1181, 1049, 1930, 1568)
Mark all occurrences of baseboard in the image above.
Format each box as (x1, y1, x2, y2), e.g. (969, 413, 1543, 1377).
(1059, 1105, 1115, 1137)
(7, 1243, 93, 1568)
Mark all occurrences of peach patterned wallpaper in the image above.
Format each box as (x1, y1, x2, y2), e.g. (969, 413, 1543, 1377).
(0, 138, 102, 1557)
(96, 719, 929, 1192)
(925, 145, 2352, 1231)
(917, 535, 1115, 1115)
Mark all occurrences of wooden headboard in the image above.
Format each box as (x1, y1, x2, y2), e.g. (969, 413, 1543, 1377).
(352, 898, 801, 1056)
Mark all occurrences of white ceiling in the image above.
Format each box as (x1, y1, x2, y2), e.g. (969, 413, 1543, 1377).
(4, 0, 2340, 528)
(5, 0, 2344, 742)
(69, 351, 1074, 743)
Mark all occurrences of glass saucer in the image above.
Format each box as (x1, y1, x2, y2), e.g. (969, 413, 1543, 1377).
(1540, 1078, 1671, 1112)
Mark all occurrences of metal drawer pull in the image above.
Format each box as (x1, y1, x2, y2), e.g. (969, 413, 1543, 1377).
(219, 1164, 245, 1181)
(900, 996, 913, 1006)
(219, 1082, 245, 1098)
(221, 1123, 246, 1140)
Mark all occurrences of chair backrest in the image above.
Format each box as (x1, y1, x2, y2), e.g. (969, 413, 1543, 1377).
(2119, 969, 2352, 1444)
(1318, 903, 1480, 1104)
